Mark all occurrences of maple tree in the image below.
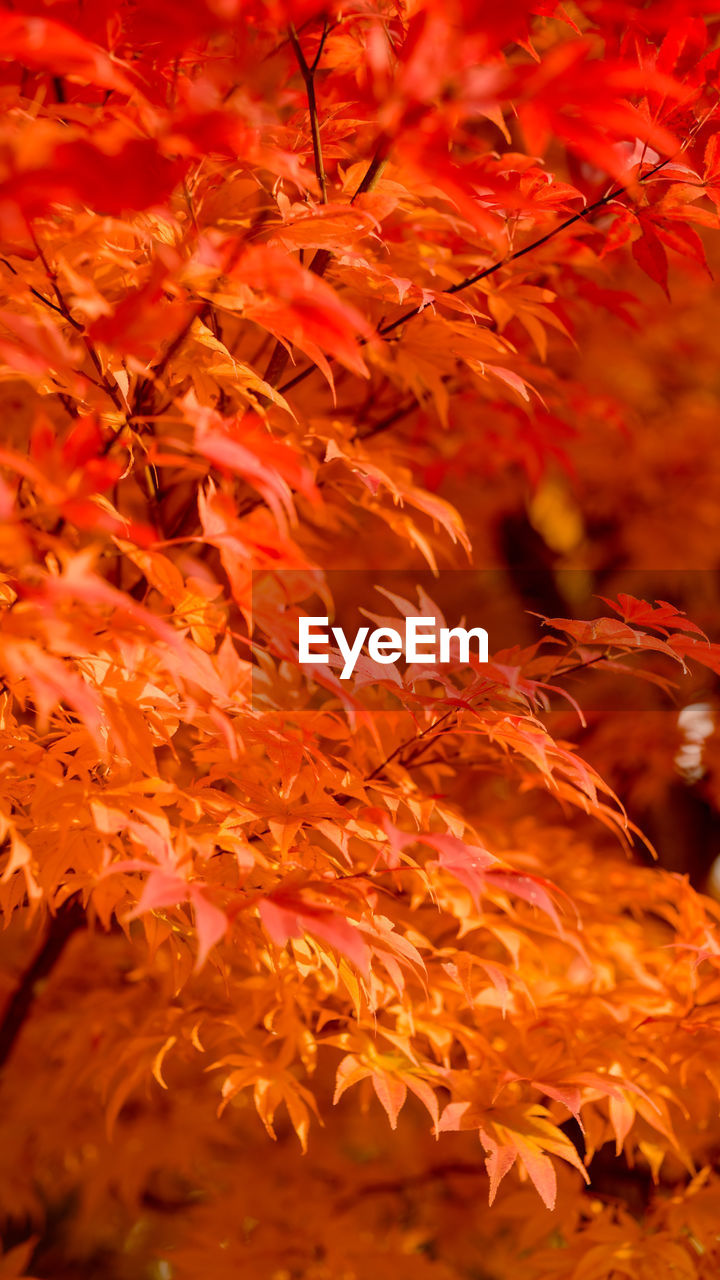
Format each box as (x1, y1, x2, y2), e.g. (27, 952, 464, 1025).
(3, 0, 720, 1276)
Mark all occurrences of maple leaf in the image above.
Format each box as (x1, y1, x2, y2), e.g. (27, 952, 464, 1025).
(113, 864, 228, 972)
(439, 1101, 590, 1208)
(233, 245, 376, 386)
(632, 217, 671, 297)
(597, 593, 708, 639)
(539, 613, 690, 667)
(259, 884, 371, 975)
(334, 1050, 440, 1132)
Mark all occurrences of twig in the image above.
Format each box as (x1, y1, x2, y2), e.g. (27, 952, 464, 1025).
(365, 707, 458, 783)
(358, 385, 448, 440)
(277, 150, 682, 398)
(378, 156, 676, 339)
(364, 647, 618, 786)
(352, 142, 390, 200)
(27, 229, 129, 425)
(0, 257, 75, 323)
(264, 20, 331, 388)
(263, 137, 391, 389)
(303, 140, 392, 286)
(289, 21, 330, 204)
(29, 231, 120, 399)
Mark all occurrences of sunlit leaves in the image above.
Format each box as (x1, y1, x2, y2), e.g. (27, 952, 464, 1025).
(1, 1, 720, 1277)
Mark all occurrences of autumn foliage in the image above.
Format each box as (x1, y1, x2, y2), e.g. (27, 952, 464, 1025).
(4, 0, 720, 1276)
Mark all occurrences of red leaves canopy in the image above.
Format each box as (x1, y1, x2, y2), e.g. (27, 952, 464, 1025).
(2, 1, 720, 1278)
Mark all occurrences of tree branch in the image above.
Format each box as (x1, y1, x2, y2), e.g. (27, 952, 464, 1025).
(377, 156, 676, 339)
(0, 898, 85, 1071)
(0, 256, 76, 324)
(28, 228, 127, 417)
(352, 142, 390, 200)
(277, 150, 681, 398)
(303, 140, 392, 286)
(365, 706, 458, 783)
(289, 21, 330, 204)
(264, 21, 331, 389)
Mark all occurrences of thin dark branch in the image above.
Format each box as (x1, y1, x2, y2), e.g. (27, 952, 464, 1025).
(547, 650, 614, 681)
(352, 142, 389, 201)
(124, 300, 212, 441)
(365, 707, 458, 783)
(260, 16, 317, 65)
(0, 898, 85, 1071)
(28, 229, 127, 419)
(264, 21, 331, 388)
(263, 341, 294, 394)
(278, 151, 680, 397)
(358, 398, 420, 441)
(358, 375, 456, 439)
(129, 208, 261, 428)
(1, 255, 81, 326)
(377, 162, 676, 339)
(301, 141, 392, 286)
(309, 19, 331, 73)
(289, 21, 330, 203)
(364, 648, 618, 784)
